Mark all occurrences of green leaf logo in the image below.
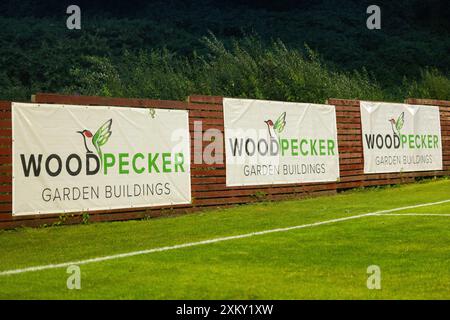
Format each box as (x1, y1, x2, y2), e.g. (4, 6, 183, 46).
(78, 119, 113, 165)
(388, 112, 404, 136)
(264, 112, 286, 138)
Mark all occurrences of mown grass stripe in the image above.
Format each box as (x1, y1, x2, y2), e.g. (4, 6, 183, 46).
(1, 198, 450, 277)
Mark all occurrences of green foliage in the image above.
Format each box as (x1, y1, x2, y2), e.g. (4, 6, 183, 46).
(82, 213, 90, 225)
(253, 190, 268, 202)
(53, 213, 68, 227)
(0, 0, 449, 102)
(66, 56, 122, 97)
(115, 50, 194, 100)
(61, 36, 387, 103)
(193, 36, 384, 102)
(59, 35, 450, 103)
(405, 69, 450, 101)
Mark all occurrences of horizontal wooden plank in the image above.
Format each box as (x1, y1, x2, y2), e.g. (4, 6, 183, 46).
(0, 175, 12, 183)
(0, 148, 11, 155)
(189, 118, 224, 125)
(338, 137, 362, 142)
(189, 124, 223, 132)
(0, 129, 11, 137)
(188, 103, 223, 111)
(406, 98, 450, 107)
(328, 99, 360, 106)
(193, 184, 337, 199)
(338, 147, 363, 152)
(0, 119, 11, 128)
(191, 180, 332, 191)
(0, 203, 12, 212)
(338, 140, 363, 147)
(337, 123, 361, 129)
(189, 110, 223, 119)
(189, 95, 223, 104)
(191, 163, 225, 169)
(339, 153, 362, 159)
(334, 106, 360, 112)
(0, 156, 12, 164)
(336, 116, 361, 124)
(337, 129, 362, 135)
(0, 165, 11, 174)
(33, 93, 190, 110)
(336, 111, 361, 117)
(0, 194, 11, 202)
(0, 101, 11, 110)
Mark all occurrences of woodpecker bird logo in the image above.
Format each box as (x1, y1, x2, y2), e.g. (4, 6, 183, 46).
(388, 112, 404, 136)
(264, 112, 286, 138)
(77, 119, 113, 164)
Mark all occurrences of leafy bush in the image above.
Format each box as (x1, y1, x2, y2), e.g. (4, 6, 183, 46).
(1, 1, 450, 102)
(0, 30, 449, 103)
(65, 56, 122, 97)
(405, 69, 450, 101)
(62, 35, 390, 103)
(115, 50, 194, 100)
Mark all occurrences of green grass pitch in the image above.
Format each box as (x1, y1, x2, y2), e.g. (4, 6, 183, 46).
(0, 178, 449, 299)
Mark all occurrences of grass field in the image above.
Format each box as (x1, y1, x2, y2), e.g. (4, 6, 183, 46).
(0, 178, 449, 299)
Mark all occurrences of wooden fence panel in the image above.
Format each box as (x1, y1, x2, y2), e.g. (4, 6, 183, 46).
(330, 98, 450, 190)
(0, 94, 448, 229)
(0, 101, 12, 228)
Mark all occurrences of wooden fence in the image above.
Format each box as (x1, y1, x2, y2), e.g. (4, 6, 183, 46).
(0, 94, 448, 229)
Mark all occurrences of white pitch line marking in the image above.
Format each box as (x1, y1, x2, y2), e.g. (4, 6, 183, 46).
(1, 199, 450, 277)
(375, 213, 450, 217)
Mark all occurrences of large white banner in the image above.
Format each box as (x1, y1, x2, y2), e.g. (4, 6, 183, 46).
(12, 103, 191, 216)
(360, 101, 442, 174)
(223, 98, 340, 186)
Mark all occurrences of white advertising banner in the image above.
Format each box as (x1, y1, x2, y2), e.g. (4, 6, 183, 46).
(360, 101, 442, 174)
(223, 98, 340, 186)
(12, 103, 191, 216)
